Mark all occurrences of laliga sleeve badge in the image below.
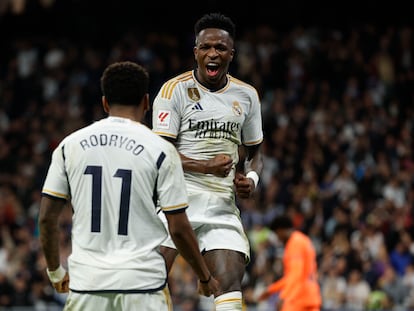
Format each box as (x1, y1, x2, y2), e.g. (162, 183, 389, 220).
(157, 110, 171, 129)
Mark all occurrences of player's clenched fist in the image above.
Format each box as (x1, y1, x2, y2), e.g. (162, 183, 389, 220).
(46, 265, 70, 293)
(52, 272, 70, 293)
(234, 172, 255, 198)
(206, 154, 233, 177)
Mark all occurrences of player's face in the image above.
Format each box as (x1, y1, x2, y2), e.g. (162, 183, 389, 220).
(194, 28, 234, 90)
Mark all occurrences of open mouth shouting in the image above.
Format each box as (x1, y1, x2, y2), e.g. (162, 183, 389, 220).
(206, 62, 220, 77)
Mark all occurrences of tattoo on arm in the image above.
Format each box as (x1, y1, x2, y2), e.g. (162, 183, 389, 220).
(39, 197, 65, 270)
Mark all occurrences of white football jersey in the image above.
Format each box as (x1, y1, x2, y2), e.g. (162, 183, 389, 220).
(152, 70, 263, 196)
(42, 116, 188, 292)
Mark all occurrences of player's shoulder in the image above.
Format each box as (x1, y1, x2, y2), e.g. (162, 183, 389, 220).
(57, 122, 93, 145)
(157, 71, 194, 100)
(292, 230, 312, 245)
(228, 74, 257, 91)
(228, 74, 260, 97)
(57, 119, 108, 148)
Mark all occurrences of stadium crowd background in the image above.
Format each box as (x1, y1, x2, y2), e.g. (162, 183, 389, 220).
(1, 0, 414, 310)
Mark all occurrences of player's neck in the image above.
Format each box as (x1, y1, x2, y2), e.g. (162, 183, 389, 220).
(108, 105, 143, 122)
(283, 229, 294, 243)
(194, 69, 227, 91)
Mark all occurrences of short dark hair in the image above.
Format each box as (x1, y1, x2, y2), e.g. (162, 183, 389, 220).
(270, 215, 294, 231)
(194, 12, 236, 40)
(100, 61, 149, 106)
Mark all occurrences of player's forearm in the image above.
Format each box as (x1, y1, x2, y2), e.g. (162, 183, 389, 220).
(39, 224, 61, 269)
(244, 144, 263, 175)
(179, 153, 209, 174)
(169, 219, 210, 281)
(38, 198, 63, 270)
(161, 137, 210, 174)
(267, 278, 284, 295)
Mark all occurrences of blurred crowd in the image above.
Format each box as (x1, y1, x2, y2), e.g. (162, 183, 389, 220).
(1, 16, 414, 311)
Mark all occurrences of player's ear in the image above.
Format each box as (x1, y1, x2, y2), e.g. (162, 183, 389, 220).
(141, 93, 149, 113)
(193, 36, 199, 59)
(193, 46, 198, 60)
(102, 96, 110, 113)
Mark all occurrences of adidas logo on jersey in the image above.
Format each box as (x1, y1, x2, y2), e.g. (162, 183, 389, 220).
(192, 102, 203, 110)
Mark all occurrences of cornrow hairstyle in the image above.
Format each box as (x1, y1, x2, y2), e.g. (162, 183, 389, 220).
(100, 61, 149, 106)
(194, 12, 236, 40)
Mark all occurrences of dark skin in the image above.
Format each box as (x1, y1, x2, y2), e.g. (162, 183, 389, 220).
(39, 94, 219, 297)
(161, 27, 263, 296)
(38, 198, 70, 293)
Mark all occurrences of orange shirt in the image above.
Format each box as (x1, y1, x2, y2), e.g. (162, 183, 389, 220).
(266, 231, 321, 311)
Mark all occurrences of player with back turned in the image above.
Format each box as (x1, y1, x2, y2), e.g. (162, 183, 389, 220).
(152, 12, 264, 311)
(38, 61, 218, 311)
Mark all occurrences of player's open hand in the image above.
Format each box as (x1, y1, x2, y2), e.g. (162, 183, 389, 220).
(206, 154, 233, 177)
(234, 172, 255, 198)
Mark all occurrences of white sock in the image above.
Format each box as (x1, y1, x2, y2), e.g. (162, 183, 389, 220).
(214, 291, 243, 311)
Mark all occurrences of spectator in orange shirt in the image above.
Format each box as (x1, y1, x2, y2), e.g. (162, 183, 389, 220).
(257, 215, 322, 311)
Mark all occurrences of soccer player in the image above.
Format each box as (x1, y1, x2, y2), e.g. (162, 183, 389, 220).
(38, 61, 218, 311)
(257, 215, 322, 311)
(152, 12, 263, 311)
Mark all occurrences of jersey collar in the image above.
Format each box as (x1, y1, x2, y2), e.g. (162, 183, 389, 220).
(192, 70, 230, 92)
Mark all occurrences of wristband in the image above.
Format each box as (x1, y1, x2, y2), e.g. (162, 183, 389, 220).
(46, 265, 66, 283)
(200, 274, 211, 284)
(246, 171, 259, 188)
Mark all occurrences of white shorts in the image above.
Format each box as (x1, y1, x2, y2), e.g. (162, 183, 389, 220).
(63, 287, 172, 311)
(161, 190, 250, 261)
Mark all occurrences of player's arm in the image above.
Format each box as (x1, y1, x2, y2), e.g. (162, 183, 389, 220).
(257, 278, 285, 301)
(38, 195, 70, 293)
(234, 143, 263, 198)
(244, 143, 263, 175)
(165, 210, 219, 296)
(158, 145, 219, 295)
(269, 245, 306, 302)
(180, 152, 233, 177)
(162, 136, 233, 177)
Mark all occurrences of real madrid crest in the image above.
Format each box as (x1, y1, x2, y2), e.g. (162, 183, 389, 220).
(232, 101, 242, 116)
(187, 87, 201, 101)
